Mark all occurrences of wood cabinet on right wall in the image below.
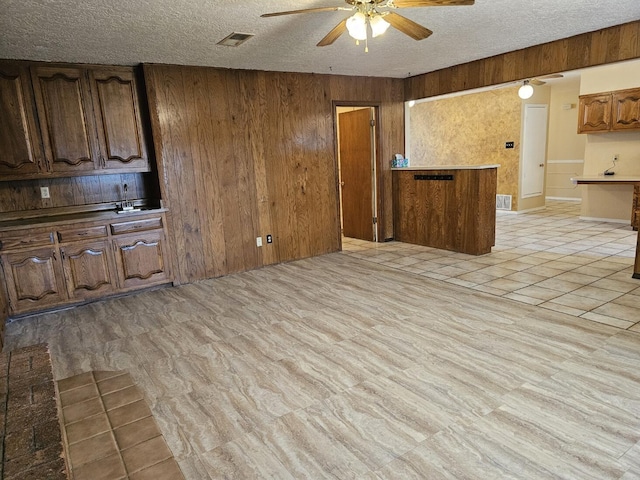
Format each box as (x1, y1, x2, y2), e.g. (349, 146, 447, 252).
(578, 87, 640, 133)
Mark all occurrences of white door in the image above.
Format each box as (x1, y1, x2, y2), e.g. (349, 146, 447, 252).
(521, 104, 548, 198)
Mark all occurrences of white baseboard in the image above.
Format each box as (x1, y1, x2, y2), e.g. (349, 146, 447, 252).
(579, 216, 630, 224)
(516, 206, 547, 214)
(496, 206, 546, 215)
(545, 196, 581, 202)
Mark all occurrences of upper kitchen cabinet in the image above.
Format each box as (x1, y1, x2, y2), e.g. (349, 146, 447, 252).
(89, 67, 150, 171)
(31, 65, 100, 174)
(0, 63, 45, 177)
(577, 93, 611, 133)
(0, 61, 152, 181)
(611, 88, 640, 131)
(578, 87, 640, 133)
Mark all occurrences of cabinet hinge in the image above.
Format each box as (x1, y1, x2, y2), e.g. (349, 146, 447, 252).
(370, 119, 375, 127)
(373, 216, 377, 224)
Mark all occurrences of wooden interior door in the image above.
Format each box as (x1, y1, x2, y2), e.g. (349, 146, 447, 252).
(339, 108, 374, 241)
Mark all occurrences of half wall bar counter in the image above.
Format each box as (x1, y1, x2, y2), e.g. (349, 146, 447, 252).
(392, 165, 499, 256)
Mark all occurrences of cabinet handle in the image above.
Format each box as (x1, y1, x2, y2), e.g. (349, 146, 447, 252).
(52, 250, 57, 261)
(61, 249, 65, 260)
(57, 232, 62, 243)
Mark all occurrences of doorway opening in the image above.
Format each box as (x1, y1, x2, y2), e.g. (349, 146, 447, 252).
(335, 104, 381, 245)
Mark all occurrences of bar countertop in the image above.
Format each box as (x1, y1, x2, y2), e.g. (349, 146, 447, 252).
(391, 165, 500, 171)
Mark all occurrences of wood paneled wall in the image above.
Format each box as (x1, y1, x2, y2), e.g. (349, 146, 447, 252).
(406, 21, 640, 100)
(0, 173, 156, 213)
(144, 65, 404, 284)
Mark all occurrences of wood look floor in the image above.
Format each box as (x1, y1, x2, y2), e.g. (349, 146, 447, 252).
(5, 253, 640, 479)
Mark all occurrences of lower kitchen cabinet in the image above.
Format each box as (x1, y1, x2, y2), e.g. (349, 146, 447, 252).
(113, 230, 170, 290)
(60, 240, 117, 301)
(1, 247, 67, 314)
(0, 210, 172, 317)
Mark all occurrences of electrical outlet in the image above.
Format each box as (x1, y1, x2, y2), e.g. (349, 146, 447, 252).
(266, 235, 273, 244)
(40, 187, 50, 199)
(256, 236, 263, 247)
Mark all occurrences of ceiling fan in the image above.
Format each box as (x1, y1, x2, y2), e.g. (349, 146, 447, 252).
(261, 0, 475, 51)
(529, 73, 564, 86)
(518, 74, 564, 99)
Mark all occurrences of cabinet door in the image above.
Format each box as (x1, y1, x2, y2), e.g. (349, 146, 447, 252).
(0, 247, 67, 314)
(31, 66, 99, 174)
(578, 94, 611, 133)
(90, 68, 150, 171)
(612, 88, 640, 131)
(113, 230, 170, 290)
(60, 240, 117, 301)
(0, 63, 44, 177)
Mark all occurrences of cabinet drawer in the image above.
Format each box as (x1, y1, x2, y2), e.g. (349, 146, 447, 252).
(57, 225, 108, 243)
(110, 217, 163, 235)
(0, 231, 54, 251)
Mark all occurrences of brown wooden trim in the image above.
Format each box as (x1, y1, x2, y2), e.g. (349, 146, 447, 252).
(406, 20, 640, 100)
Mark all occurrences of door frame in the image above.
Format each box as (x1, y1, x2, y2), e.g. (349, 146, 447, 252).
(332, 101, 383, 248)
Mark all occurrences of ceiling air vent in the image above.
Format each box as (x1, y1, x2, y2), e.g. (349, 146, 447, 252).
(217, 32, 254, 47)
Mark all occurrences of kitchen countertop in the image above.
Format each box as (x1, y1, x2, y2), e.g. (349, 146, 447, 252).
(0, 207, 168, 232)
(391, 165, 500, 171)
(571, 175, 640, 185)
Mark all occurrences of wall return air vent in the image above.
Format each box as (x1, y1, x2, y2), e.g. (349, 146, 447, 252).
(217, 32, 254, 47)
(496, 194, 512, 211)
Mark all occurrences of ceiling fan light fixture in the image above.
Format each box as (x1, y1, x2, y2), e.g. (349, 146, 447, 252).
(346, 12, 367, 41)
(518, 81, 534, 100)
(370, 14, 390, 38)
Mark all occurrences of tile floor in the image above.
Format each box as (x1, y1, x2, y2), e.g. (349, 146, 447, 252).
(58, 370, 184, 480)
(342, 201, 640, 330)
(5, 252, 640, 479)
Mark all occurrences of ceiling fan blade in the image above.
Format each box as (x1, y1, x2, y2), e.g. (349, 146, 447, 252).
(529, 79, 546, 86)
(539, 73, 564, 80)
(391, 0, 474, 7)
(384, 12, 433, 40)
(261, 6, 351, 18)
(317, 18, 349, 46)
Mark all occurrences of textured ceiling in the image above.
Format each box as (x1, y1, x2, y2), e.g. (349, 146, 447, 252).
(1, 0, 639, 78)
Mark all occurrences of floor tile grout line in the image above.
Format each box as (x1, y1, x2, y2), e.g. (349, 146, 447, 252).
(341, 202, 639, 330)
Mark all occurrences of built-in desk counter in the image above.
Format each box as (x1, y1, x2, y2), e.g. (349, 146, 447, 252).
(392, 165, 499, 255)
(572, 176, 640, 279)
(571, 175, 640, 185)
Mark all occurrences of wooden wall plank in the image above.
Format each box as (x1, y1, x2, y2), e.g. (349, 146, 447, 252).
(406, 20, 640, 100)
(145, 65, 404, 283)
(0, 173, 150, 213)
(618, 22, 639, 60)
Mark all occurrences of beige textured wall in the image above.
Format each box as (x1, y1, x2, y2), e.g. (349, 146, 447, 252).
(545, 78, 584, 200)
(547, 78, 585, 161)
(409, 87, 521, 209)
(580, 60, 640, 222)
